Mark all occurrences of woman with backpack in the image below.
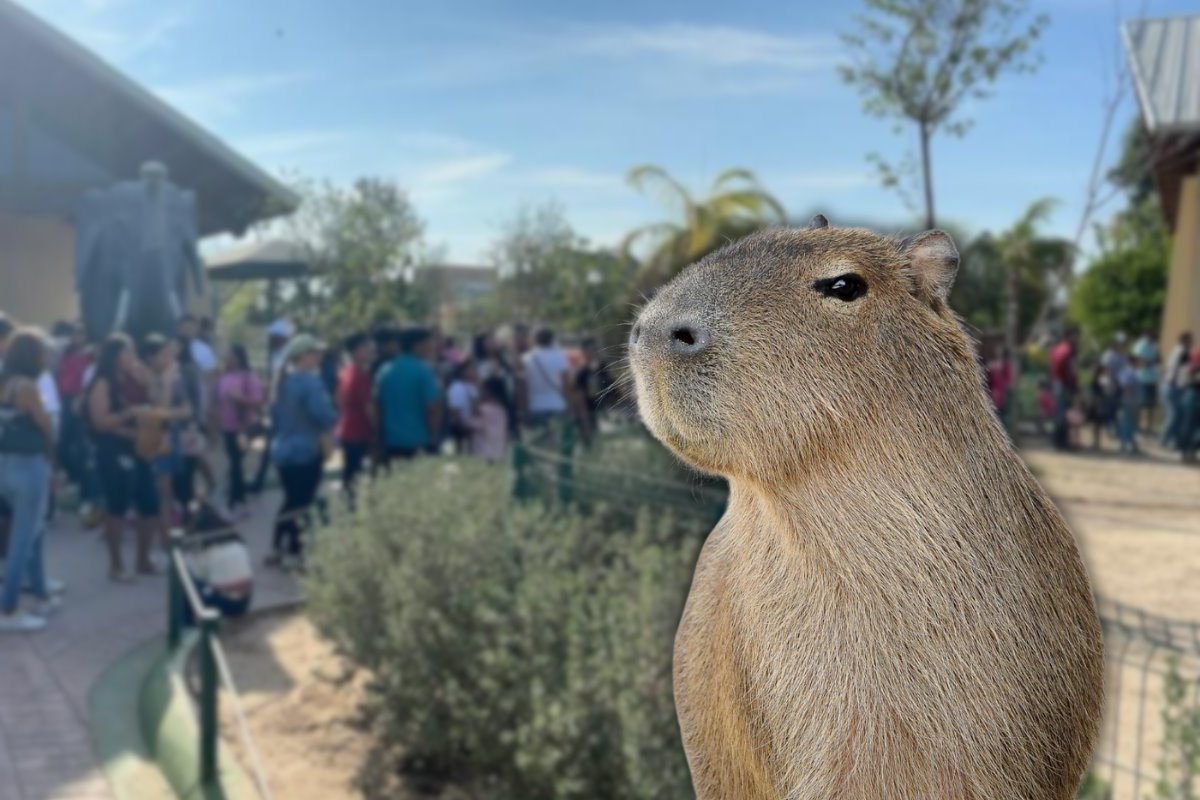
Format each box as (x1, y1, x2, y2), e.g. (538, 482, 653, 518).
(0, 330, 58, 632)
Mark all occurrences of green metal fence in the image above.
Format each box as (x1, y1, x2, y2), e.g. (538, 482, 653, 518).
(166, 528, 274, 799)
(515, 424, 1200, 799)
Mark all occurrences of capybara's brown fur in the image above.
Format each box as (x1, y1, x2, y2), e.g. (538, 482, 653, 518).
(628, 221, 1104, 800)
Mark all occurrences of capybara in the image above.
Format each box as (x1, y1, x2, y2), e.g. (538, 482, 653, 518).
(628, 217, 1103, 800)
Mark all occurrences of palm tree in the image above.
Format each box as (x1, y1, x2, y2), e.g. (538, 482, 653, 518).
(620, 165, 786, 292)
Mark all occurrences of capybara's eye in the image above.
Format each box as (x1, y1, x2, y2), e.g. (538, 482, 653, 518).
(813, 273, 868, 302)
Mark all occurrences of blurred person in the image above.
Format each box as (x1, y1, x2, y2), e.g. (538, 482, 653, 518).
(1181, 347, 1200, 463)
(371, 326, 401, 375)
(1049, 329, 1078, 451)
(513, 323, 532, 358)
(574, 336, 614, 442)
(1116, 355, 1142, 454)
(267, 334, 337, 568)
(1162, 331, 1193, 448)
(469, 375, 510, 463)
(441, 336, 464, 367)
(142, 334, 192, 552)
(178, 315, 218, 376)
(336, 332, 375, 496)
(55, 323, 92, 494)
(249, 319, 295, 495)
(198, 317, 217, 347)
(320, 346, 340, 401)
(1100, 331, 1128, 376)
(373, 327, 441, 463)
(446, 360, 479, 454)
(521, 327, 571, 428)
(985, 347, 1014, 422)
(0, 330, 58, 632)
(1132, 329, 1159, 431)
(1086, 364, 1116, 451)
(1036, 379, 1055, 437)
(217, 344, 263, 518)
(474, 331, 519, 435)
(85, 334, 160, 580)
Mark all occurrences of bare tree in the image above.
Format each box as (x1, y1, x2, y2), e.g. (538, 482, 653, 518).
(840, 0, 1049, 229)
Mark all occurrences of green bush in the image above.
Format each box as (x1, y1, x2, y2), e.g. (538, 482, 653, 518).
(306, 458, 699, 799)
(523, 425, 727, 534)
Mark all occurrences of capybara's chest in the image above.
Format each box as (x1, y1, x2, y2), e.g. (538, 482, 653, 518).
(672, 523, 1103, 800)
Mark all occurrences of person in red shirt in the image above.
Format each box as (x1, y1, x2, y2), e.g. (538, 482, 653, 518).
(336, 332, 375, 499)
(1048, 329, 1078, 450)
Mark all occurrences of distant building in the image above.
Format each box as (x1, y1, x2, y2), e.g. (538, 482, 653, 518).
(418, 264, 498, 333)
(0, 0, 295, 325)
(1124, 14, 1200, 352)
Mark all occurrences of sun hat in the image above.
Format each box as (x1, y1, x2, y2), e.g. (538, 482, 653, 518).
(282, 333, 325, 362)
(267, 319, 295, 339)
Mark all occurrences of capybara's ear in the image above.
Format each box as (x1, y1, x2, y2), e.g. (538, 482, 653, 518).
(900, 230, 959, 303)
(806, 214, 829, 229)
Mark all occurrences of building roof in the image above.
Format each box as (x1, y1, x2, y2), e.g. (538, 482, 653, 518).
(206, 239, 309, 282)
(0, 0, 297, 236)
(1123, 15, 1200, 134)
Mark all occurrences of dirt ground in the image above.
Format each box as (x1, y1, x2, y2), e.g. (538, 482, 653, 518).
(218, 442, 1199, 799)
(217, 611, 379, 800)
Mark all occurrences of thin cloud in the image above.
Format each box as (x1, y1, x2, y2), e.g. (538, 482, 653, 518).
(236, 130, 352, 161)
(516, 167, 624, 190)
(391, 21, 839, 94)
(772, 170, 874, 190)
(574, 23, 838, 72)
(152, 71, 308, 120)
(65, 8, 189, 64)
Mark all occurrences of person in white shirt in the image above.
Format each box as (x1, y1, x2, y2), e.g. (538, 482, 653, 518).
(521, 328, 572, 427)
(179, 315, 218, 375)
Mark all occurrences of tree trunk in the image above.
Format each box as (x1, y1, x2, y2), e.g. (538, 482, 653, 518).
(919, 121, 936, 230)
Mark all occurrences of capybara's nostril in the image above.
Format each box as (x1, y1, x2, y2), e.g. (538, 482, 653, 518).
(630, 322, 642, 346)
(669, 322, 710, 355)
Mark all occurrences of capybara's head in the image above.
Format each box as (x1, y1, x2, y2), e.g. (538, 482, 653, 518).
(629, 216, 978, 482)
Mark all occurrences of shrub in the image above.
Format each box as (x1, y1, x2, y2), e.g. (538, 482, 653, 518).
(523, 425, 727, 534)
(306, 458, 699, 799)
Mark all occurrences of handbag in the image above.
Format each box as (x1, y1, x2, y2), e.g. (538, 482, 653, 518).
(134, 409, 169, 461)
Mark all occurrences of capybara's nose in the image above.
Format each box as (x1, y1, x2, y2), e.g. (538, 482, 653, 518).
(667, 320, 710, 356)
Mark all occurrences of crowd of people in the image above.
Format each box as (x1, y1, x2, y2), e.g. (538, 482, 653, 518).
(0, 311, 616, 633)
(1044, 328, 1200, 460)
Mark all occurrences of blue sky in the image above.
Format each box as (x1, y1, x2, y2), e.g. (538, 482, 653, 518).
(18, 0, 1200, 261)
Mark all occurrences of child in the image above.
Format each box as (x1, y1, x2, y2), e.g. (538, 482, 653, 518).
(1036, 380, 1055, 437)
(446, 361, 479, 455)
(470, 376, 510, 463)
(1066, 397, 1086, 450)
(1117, 355, 1142, 454)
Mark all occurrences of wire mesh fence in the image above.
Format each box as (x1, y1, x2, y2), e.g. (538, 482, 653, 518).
(518, 424, 1200, 800)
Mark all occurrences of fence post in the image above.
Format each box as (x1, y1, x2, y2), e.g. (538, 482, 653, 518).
(558, 420, 575, 505)
(198, 610, 221, 787)
(167, 530, 183, 652)
(513, 440, 531, 500)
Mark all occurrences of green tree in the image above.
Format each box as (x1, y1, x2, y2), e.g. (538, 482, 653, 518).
(840, 0, 1048, 228)
(489, 203, 635, 338)
(620, 165, 785, 291)
(953, 208, 1068, 342)
(276, 176, 431, 334)
(1069, 197, 1169, 344)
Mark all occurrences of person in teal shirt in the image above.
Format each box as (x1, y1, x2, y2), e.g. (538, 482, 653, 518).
(373, 328, 442, 463)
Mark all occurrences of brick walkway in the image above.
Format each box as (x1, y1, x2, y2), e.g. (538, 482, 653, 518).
(0, 492, 301, 800)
